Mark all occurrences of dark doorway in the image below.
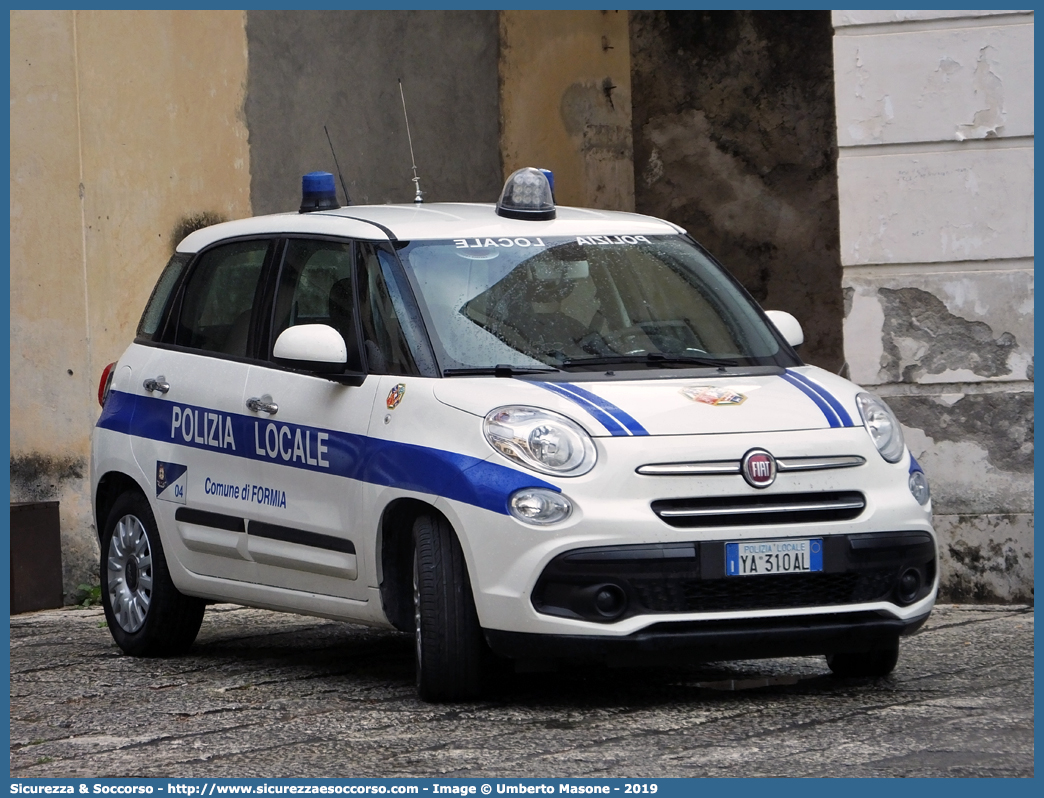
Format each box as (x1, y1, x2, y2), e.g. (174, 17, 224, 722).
(630, 11, 842, 371)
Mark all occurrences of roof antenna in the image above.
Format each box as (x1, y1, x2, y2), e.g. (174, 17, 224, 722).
(324, 125, 351, 206)
(398, 78, 424, 204)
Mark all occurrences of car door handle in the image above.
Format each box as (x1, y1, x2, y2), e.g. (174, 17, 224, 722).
(143, 376, 169, 394)
(246, 395, 278, 415)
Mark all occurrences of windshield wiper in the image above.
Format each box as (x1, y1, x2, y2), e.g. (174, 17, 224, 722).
(560, 353, 738, 369)
(443, 364, 561, 377)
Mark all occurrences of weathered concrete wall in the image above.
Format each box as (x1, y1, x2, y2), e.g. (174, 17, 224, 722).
(833, 10, 1034, 601)
(500, 10, 634, 211)
(10, 10, 252, 600)
(245, 11, 501, 213)
(629, 11, 843, 371)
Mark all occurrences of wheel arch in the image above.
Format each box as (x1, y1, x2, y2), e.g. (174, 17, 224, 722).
(377, 497, 459, 633)
(95, 471, 149, 540)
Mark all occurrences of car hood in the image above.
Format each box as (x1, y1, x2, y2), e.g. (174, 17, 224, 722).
(433, 367, 864, 437)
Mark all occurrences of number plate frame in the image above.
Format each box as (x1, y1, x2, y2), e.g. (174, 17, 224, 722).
(725, 538, 823, 576)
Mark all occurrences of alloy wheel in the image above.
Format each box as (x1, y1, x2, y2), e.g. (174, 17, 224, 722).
(107, 514, 154, 633)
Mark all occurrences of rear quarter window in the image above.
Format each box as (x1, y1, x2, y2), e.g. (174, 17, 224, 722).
(136, 252, 191, 340)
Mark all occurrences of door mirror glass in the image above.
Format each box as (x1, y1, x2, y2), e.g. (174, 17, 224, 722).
(764, 310, 804, 349)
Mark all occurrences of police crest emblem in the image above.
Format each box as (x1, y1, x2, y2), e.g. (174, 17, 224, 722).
(386, 383, 406, 410)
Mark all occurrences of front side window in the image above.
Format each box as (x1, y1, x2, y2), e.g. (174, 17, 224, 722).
(356, 243, 417, 375)
(172, 240, 270, 357)
(396, 235, 798, 372)
(270, 239, 356, 345)
(270, 239, 419, 376)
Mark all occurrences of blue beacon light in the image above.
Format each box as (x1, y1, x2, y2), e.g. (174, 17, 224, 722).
(539, 168, 555, 197)
(299, 171, 340, 213)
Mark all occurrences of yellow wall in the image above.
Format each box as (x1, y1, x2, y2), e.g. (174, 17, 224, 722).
(499, 10, 634, 211)
(9, 10, 251, 595)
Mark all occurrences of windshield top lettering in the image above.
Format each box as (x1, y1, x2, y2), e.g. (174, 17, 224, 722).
(454, 237, 545, 248)
(576, 235, 649, 246)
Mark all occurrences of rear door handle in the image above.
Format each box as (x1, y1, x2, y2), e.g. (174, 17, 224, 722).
(143, 376, 169, 394)
(246, 395, 278, 415)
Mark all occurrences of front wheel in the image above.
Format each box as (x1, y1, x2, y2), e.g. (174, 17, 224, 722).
(826, 639, 900, 678)
(413, 514, 486, 702)
(100, 492, 205, 656)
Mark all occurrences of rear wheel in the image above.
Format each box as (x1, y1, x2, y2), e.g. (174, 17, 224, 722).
(100, 492, 205, 656)
(413, 514, 485, 702)
(827, 639, 900, 678)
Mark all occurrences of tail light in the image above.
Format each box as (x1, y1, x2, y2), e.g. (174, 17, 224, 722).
(98, 362, 116, 407)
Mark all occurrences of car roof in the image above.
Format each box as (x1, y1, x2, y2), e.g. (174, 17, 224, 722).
(176, 202, 685, 254)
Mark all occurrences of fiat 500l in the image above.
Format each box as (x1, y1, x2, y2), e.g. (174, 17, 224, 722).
(92, 168, 936, 701)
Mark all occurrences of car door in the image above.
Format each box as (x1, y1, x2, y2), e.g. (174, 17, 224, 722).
(242, 238, 392, 601)
(130, 237, 276, 584)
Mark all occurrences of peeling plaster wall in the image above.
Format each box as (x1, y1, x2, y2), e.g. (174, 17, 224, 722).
(834, 21, 1033, 145)
(833, 10, 1034, 602)
(500, 10, 634, 210)
(10, 11, 252, 601)
(629, 11, 843, 371)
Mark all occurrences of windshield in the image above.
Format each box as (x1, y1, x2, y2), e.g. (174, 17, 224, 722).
(395, 234, 797, 372)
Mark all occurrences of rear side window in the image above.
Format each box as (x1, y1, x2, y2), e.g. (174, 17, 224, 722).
(136, 253, 191, 340)
(172, 240, 270, 357)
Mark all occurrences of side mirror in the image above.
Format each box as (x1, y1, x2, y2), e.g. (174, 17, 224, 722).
(273, 324, 365, 385)
(764, 310, 804, 349)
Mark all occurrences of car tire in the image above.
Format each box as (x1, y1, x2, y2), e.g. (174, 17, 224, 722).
(100, 491, 205, 657)
(826, 639, 900, 678)
(413, 513, 485, 702)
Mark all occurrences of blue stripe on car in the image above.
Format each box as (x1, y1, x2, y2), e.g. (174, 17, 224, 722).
(534, 382, 630, 436)
(779, 372, 842, 428)
(535, 382, 649, 436)
(96, 391, 557, 516)
(785, 369, 855, 426)
(557, 383, 649, 436)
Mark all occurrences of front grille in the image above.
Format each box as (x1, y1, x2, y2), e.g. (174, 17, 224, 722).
(629, 570, 895, 613)
(652, 491, 866, 528)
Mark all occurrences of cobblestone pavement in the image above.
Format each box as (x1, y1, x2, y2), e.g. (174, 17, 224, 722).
(9, 603, 1033, 778)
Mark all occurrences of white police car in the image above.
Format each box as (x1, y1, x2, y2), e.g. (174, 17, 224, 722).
(92, 168, 936, 701)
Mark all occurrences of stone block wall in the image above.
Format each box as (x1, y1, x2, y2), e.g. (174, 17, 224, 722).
(833, 10, 1034, 601)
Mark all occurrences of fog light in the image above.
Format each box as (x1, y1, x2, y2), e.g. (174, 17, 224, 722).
(508, 488, 572, 526)
(909, 470, 931, 505)
(898, 568, 922, 604)
(592, 584, 627, 619)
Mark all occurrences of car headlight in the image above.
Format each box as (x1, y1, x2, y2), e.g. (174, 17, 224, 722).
(855, 392, 906, 463)
(483, 406, 596, 476)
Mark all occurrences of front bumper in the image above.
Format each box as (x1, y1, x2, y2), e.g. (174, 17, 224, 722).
(532, 530, 936, 623)
(436, 426, 936, 638)
(484, 609, 931, 666)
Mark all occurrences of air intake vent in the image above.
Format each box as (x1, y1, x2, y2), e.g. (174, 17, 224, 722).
(630, 570, 896, 613)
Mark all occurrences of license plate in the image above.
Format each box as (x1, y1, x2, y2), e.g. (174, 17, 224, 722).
(725, 538, 823, 576)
